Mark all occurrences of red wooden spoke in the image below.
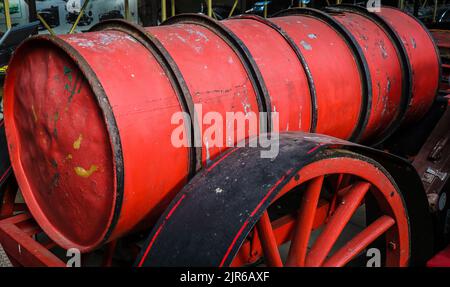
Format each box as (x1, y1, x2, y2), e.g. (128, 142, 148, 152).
(256, 211, 283, 267)
(339, 174, 352, 189)
(286, 175, 324, 267)
(323, 215, 395, 267)
(327, 174, 343, 219)
(336, 174, 345, 188)
(328, 174, 352, 219)
(305, 182, 370, 267)
(326, 183, 354, 221)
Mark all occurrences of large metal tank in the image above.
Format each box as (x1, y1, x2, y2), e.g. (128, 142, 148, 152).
(3, 7, 440, 251)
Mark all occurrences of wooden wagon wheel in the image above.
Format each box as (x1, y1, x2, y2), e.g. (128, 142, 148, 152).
(232, 151, 410, 267)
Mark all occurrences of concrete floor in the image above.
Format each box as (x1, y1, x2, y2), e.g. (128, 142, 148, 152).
(0, 244, 12, 267)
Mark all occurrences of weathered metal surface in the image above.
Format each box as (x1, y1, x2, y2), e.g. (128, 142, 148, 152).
(377, 7, 441, 124)
(156, 14, 272, 166)
(223, 15, 315, 134)
(91, 20, 200, 173)
(271, 8, 368, 141)
(3, 7, 440, 252)
(135, 132, 431, 267)
(156, 13, 265, 162)
(326, 5, 413, 145)
(4, 33, 190, 252)
(328, 7, 403, 143)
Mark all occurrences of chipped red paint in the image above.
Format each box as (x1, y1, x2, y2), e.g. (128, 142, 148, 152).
(271, 14, 364, 141)
(331, 10, 403, 142)
(147, 22, 261, 164)
(222, 16, 314, 133)
(4, 33, 191, 251)
(378, 7, 440, 124)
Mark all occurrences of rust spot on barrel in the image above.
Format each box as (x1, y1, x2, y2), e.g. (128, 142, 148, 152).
(411, 37, 417, 49)
(377, 40, 388, 59)
(73, 134, 83, 150)
(74, 165, 98, 178)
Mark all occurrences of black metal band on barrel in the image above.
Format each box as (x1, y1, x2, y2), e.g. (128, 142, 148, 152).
(90, 19, 201, 175)
(26, 35, 126, 245)
(230, 14, 319, 133)
(163, 14, 273, 135)
(274, 7, 372, 143)
(327, 4, 412, 146)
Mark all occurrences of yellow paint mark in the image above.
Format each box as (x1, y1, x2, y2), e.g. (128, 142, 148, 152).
(73, 134, 83, 150)
(74, 165, 98, 178)
(31, 105, 38, 123)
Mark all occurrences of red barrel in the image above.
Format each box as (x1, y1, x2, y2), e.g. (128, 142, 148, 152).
(3, 8, 440, 251)
(221, 16, 313, 134)
(4, 30, 192, 251)
(146, 19, 262, 165)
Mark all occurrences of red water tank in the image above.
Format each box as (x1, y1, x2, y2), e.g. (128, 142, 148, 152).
(3, 7, 440, 251)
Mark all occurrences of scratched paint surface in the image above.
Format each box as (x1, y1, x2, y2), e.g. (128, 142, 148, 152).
(9, 42, 115, 246)
(332, 12, 403, 141)
(4, 29, 192, 250)
(223, 18, 312, 134)
(378, 7, 440, 123)
(148, 24, 260, 165)
(61, 30, 190, 244)
(271, 16, 362, 140)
